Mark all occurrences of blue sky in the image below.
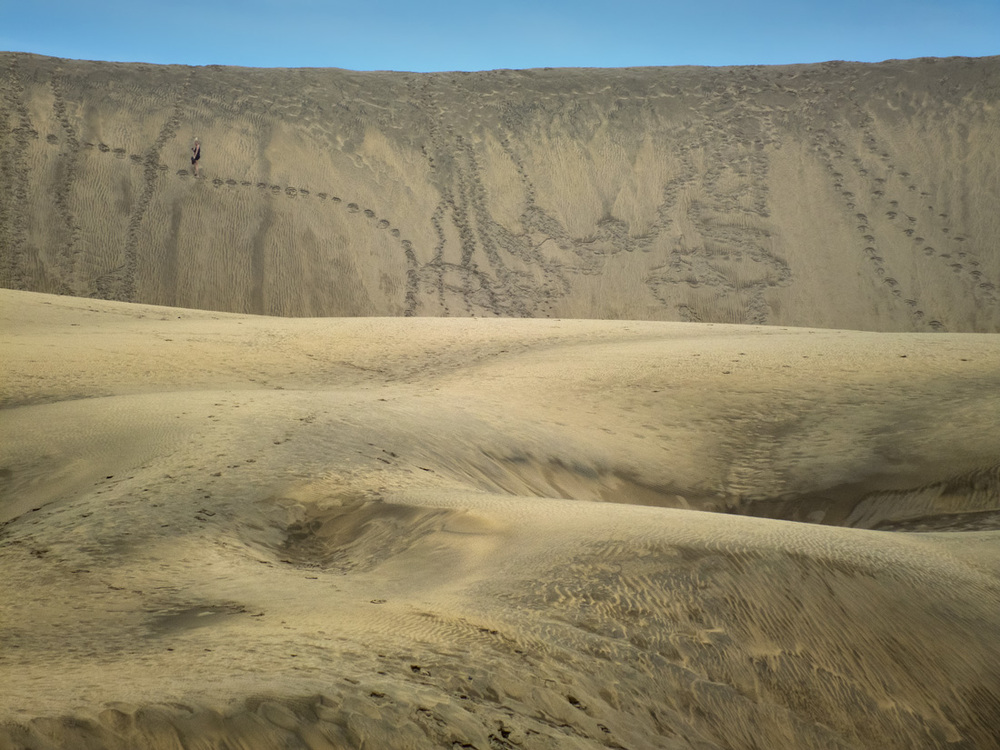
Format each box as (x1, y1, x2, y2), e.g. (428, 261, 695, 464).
(2, 0, 997, 71)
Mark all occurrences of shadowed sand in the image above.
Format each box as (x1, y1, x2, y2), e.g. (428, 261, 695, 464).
(1, 53, 999, 330)
(2, 289, 999, 748)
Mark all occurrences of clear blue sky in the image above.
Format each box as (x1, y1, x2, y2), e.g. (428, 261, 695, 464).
(2, 0, 997, 72)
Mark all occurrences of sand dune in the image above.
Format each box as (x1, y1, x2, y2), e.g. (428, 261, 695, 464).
(1, 53, 999, 330)
(2, 51, 1000, 749)
(2, 289, 999, 748)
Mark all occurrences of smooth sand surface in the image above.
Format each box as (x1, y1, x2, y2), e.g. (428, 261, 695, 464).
(2, 53, 999, 330)
(2, 289, 999, 749)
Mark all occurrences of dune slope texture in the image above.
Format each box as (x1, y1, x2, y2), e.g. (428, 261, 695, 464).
(2, 290, 1000, 749)
(1, 53, 999, 330)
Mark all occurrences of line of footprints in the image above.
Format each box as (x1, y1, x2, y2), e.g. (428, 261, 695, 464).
(43, 135, 416, 260)
(178, 167, 408, 244)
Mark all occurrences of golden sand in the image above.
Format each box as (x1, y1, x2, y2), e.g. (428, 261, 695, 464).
(2, 53, 998, 330)
(1, 290, 999, 748)
(1, 52, 999, 749)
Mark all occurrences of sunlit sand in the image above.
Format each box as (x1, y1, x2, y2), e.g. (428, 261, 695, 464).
(1, 52, 999, 749)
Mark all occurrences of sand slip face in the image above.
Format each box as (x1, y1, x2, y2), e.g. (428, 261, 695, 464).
(3, 54, 999, 330)
(2, 289, 1000, 749)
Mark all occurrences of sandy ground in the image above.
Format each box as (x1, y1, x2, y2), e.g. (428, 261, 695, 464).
(2, 51, 999, 749)
(2, 53, 999, 330)
(2, 288, 999, 749)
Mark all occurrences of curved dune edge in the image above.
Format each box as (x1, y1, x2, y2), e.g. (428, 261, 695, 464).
(2, 290, 1000, 749)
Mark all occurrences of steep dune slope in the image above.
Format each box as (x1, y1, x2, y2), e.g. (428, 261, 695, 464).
(2, 54, 998, 329)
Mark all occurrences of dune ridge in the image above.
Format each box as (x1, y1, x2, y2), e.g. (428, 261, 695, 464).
(2, 290, 1000, 748)
(1, 53, 999, 330)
